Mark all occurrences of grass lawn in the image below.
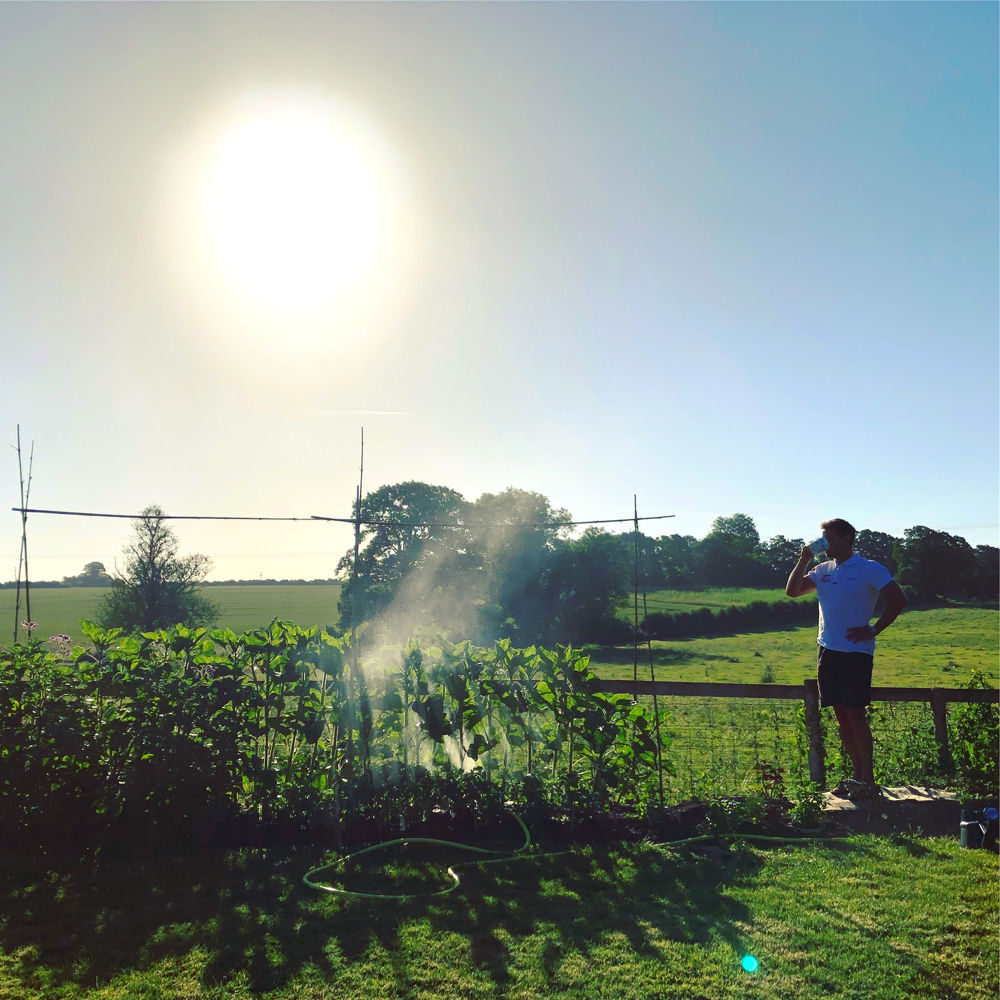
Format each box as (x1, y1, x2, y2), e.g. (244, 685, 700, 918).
(0, 833, 995, 999)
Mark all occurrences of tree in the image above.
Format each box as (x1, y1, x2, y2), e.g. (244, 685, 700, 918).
(336, 482, 468, 629)
(697, 514, 767, 587)
(543, 528, 632, 642)
(855, 529, 900, 576)
(653, 534, 699, 588)
(758, 535, 805, 585)
(633, 532, 667, 591)
(62, 561, 112, 587)
(464, 488, 571, 639)
(973, 545, 999, 602)
(97, 505, 218, 631)
(709, 513, 761, 552)
(894, 526, 978, 598)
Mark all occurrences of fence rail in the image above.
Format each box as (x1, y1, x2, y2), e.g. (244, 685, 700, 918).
(590, 678, 1000, 789)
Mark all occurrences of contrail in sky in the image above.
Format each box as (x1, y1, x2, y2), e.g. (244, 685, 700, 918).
(306, 410, 410, 416)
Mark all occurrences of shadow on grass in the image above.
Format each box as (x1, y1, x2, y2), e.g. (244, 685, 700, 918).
(883, 832, 955, 860)
(0, 835, 877, 995)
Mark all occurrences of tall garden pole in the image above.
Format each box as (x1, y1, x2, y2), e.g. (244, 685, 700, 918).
(345, 429, 365, 775)
(351, 427, 364, 627)
(13, 426, 34, 642)
(632, 495, 639, 693)
(636, 496, 665, 809)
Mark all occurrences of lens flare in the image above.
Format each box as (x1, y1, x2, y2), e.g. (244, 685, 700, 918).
(741, 954, 759, 973)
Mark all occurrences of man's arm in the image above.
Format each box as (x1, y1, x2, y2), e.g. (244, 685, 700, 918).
(786, 546, 817, 598)
(846, 580, 907, 644)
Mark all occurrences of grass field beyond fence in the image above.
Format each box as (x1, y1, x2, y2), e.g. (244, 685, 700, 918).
(1, 584, 343, 647)
(618, 587, 817, 617)
(586, 606, 998, 796)
(6, 585, 807, 648)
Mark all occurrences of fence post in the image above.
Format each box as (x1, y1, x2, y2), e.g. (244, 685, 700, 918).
(804, 678, 825, 788)
(930, 688, 954, 774)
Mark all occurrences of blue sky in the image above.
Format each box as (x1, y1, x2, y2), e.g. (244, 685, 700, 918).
(2, 2, 996, 582)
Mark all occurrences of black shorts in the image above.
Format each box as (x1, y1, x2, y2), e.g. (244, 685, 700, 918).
(817, 647, 874, 708)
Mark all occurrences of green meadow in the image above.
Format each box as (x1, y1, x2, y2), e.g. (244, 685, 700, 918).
(588, 606, 999, 688)
(619, 587, 816, 615)
(0, 584, 343, 647)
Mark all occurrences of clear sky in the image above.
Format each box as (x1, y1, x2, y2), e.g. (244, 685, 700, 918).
(2, 2, 997, 582)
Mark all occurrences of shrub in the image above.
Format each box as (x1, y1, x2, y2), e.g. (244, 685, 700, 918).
(642, 597, 816, 640)
(0, 625, 673, 853)
(948, 669, 999, 796)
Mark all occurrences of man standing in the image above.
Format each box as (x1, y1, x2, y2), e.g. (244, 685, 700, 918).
(786, 518, 907, 800)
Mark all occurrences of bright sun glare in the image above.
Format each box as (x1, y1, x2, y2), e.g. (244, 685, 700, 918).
(163, 88, 410, 336)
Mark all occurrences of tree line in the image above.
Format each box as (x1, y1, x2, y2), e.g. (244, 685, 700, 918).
(16, 494, 995, 642)
(335, 485, 998, 644)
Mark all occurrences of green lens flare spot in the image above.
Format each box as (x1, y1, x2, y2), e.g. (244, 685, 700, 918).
(741, 954, 759, 973)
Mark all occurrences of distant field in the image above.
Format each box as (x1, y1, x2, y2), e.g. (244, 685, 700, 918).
(206, 584, 342, 634)
(3, 586, 995, 688)
(5, 585, 806, 648)
(589, 606, 999, 688)
(0, 584, 342, 646)
(617, 587, 816, 619)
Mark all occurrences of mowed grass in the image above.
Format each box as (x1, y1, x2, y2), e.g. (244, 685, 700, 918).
(0, 833, 995, 1000)
(0, 584, 342, 647)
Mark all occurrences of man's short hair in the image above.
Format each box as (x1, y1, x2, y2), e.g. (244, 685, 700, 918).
(822, 518, 856, 546)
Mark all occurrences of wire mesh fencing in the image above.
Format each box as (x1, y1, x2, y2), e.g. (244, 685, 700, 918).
(625, 693, 965, 804)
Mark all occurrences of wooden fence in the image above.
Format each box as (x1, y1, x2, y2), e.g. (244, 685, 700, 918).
(590, 678, 1000, 789)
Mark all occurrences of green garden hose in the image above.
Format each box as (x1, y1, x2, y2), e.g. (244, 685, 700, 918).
(302, 812, 535, 900)
(302, 816, 852, 901)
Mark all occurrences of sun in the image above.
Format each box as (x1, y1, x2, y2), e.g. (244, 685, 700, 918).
(162, 88, 412, 334)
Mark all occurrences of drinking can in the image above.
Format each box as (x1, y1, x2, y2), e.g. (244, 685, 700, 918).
(807, 537, 829, 559)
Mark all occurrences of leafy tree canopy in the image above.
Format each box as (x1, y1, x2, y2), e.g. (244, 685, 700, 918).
(709, 513, 761, 552)
(337, 482, 467, 627)
(96, 505, 218, 632)
(895, 526, 979, 598)
(856, 529, 900, 575)
(62, 561, 112, 587)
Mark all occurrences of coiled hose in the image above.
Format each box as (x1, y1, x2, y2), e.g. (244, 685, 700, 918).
(302, 815, 852, 901)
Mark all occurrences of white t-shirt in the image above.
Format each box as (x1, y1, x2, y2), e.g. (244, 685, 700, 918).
(807, 553, 894, 655)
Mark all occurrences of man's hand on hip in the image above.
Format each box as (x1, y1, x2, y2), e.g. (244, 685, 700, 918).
(846, 625, 877, 643)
